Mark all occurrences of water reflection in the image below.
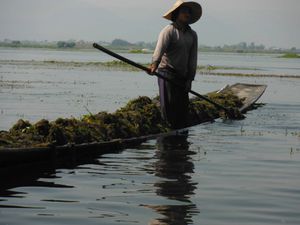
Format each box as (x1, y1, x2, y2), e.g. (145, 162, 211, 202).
(0, 157, 95, 196)
(146, 132, 199, 225)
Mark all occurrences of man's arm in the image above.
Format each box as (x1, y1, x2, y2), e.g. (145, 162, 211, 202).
(150, 26, 172, 74)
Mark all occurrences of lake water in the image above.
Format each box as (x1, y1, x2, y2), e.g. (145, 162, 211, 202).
(0, 48, 299, 225)
(1, 47, 300, 76)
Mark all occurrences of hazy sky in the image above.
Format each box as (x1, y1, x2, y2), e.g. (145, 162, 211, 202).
(0, 0, 299, 48)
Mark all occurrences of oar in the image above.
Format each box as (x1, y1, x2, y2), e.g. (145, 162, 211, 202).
(93, 43, 239, 119)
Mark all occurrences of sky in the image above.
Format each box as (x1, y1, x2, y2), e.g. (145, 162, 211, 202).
(0, 0, 299, 48)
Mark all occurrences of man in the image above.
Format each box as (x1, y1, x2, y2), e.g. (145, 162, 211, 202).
(149, 0, 202, 129)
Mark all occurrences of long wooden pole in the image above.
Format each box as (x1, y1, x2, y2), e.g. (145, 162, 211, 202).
(93, 43, 235, 117)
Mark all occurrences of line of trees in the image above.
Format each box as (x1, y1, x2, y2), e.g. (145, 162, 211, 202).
(0, 39, 299, 53)
(57, 41, 76, 48)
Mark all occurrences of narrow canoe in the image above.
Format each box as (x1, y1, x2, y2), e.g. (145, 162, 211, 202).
(0, 83, 267, 170)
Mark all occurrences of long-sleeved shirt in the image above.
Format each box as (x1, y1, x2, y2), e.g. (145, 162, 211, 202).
(152, 23, 198, 81)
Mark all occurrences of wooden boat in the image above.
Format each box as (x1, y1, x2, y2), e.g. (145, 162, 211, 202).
(0, 83, 266, 170)
(221, 83, 267, 112)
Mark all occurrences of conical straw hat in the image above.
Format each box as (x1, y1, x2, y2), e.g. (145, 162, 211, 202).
(163, 0, 202, 24)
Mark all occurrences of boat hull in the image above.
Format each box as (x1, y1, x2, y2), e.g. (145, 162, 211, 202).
(0, 83, 267, 169)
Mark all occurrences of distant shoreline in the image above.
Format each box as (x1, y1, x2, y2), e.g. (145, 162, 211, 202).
(2, 37, 299, 55)
(0, 45, 298, 55)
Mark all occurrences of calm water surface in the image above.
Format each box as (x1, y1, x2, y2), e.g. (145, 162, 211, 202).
(0, 49, 299, 225)
(1, 48, 300, 75)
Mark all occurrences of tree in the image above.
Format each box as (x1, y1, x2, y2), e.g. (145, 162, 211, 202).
(250, 42, 255, 49)
(11, 40, 21, 47)
(291, 47, 296, 52)
(57, 41, 66, 48)
(57, 41, 76, 48)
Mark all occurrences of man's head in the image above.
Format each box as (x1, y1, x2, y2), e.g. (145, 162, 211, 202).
(172, 6, 192, 24)
(163, 0, 202, 24)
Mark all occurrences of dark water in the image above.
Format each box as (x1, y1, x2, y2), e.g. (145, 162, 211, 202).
(1, 102, 299, 225)
(0, 49, 300, 224)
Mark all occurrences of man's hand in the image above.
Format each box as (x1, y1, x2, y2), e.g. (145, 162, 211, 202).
(147, 63, 158, 75)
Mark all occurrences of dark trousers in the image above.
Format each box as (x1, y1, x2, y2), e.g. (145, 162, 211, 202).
(158, 69, 189, 129)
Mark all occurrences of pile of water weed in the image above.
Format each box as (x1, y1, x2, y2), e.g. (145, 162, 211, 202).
(0, 92, 244, 149)
(188, 91, 245, 123)
(45, 60, 148, 71)
(0, 96, 168, 148)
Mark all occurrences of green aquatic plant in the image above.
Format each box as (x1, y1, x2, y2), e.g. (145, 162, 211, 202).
(5, 60, 296, 78)
(279, 53, 300, 59)
(188, 91, 245, 123)
(0, 93, 244, 149)
(196, 65, 260, 72)
(129, 49, 151, 54)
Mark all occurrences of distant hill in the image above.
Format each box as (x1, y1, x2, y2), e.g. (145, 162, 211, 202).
(111, 39, 134, 47)
(109, 39, 156, 50)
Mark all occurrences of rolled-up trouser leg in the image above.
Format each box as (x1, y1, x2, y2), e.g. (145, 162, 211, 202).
(158, 70, 189, 129)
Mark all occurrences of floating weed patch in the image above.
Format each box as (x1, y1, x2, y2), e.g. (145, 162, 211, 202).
(200, 72, 300, 79)
(0, 80, 33, 89)
(0, 59, 150, 71)
(0, 92, 244, 149)
(197, 65, 260, 71)
(279, 53, 300, 59)
(2, 60, 299, 78)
